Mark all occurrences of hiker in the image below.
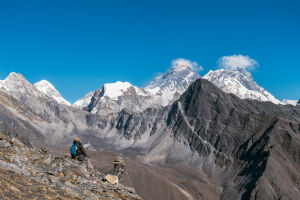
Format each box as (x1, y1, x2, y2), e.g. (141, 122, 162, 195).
(70, 136, 87, 161)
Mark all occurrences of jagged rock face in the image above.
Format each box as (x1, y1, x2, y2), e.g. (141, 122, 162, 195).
(34, 80, 71, 106)
(166, 79, 300, 199)
(167, 79, 300, 157)
(203, 68, 281, 104)
(0, 134, 141, 200)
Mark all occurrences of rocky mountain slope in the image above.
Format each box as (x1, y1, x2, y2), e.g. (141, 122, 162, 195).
(0, 132, 141, 199)
(34, 80, 71, 106)
(203, 68, 281, 104)
(166, 79, 300, 199)
(0, 71, 299, 199)
(89, 79, 300, 199)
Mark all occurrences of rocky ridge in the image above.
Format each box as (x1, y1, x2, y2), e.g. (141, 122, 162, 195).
(0, 132, 141, 200)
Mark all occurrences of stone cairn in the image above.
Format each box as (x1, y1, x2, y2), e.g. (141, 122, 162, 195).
(112, 156, 126, 182)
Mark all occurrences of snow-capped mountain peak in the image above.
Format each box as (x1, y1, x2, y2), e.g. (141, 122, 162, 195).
(145, 59, 200, 105)
(0, 72, 45, 98)
(34, 80, 71, 106)
(203, 68, 281, 104)
(171, 58, 194, 72)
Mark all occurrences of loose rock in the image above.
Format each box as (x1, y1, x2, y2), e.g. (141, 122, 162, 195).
(105, 174, 119, 184)
(0, 137, 142, 200)
(0, 140, 11, 148)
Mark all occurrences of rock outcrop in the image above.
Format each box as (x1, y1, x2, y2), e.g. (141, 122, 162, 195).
(0, 132, 141, 200)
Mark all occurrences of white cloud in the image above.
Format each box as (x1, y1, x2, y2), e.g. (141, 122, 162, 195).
(172, 58, 203, 71)
(217, 54, 258, 71)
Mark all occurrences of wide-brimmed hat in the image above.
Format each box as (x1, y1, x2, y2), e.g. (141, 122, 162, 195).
(74, 136, 80, 142)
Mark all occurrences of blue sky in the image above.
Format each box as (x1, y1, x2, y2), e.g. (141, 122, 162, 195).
(0, 0, 299, 103)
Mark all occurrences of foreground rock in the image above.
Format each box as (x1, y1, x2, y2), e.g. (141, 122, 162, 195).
(0, 134, 142, 200)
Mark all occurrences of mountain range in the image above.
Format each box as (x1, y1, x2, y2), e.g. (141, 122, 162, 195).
(1, 62, 295, 113)
(2, 64, 294, 113)
(0, 63, 299, 200)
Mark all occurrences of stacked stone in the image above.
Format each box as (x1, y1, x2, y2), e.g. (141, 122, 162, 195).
(112, 156, 126, 182)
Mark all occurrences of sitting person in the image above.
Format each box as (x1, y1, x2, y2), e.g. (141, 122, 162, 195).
(70, 136, 87, 161)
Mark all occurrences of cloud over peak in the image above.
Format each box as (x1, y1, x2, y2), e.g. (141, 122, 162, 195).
(172, 58, 203, 71)
(217, 54, 258, 71)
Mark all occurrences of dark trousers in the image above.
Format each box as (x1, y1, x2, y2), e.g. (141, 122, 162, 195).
(78, 154, 86, 161)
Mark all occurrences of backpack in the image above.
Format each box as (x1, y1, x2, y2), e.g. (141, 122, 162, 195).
(70, 143, 78, 156)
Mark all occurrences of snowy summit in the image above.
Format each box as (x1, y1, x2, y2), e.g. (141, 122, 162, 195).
(145, 58, 200, 105)
(34, 80, 71, 106)
(203, 68, 281, 104)
(0, 72, 45, 98)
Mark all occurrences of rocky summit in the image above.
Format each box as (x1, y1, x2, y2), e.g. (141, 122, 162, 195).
(0, 132, 141, 200)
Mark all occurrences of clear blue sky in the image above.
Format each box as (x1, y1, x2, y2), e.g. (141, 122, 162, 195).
(0, 0, 299, 103)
